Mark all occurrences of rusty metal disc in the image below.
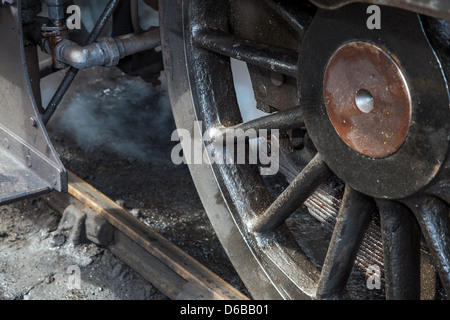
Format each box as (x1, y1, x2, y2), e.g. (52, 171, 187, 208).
(323, 41, 411, 158)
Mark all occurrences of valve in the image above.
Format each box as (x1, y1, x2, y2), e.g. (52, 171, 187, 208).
(41, 0, 71, 69)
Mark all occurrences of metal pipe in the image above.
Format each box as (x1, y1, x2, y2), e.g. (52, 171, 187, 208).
(54, 28, 160, 69)
(43, 0, 71, 22)
(120, 28, 160, 56)
(42, 0, 121, 125)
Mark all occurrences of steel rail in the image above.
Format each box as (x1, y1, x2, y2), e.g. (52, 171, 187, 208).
(45, 171, 249, 300)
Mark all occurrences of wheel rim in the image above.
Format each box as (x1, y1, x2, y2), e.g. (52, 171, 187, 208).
(166, 0, 450, 299)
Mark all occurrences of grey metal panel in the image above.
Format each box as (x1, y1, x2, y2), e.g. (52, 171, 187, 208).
(0, 0, 67, 205)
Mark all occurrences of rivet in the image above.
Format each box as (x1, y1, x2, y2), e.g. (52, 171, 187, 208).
(30, 117, 38, 128)
(270, 72, 286, 87)
(26, 155, 32, 167)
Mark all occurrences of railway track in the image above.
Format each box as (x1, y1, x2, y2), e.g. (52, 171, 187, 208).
(44, 170, 249, 300)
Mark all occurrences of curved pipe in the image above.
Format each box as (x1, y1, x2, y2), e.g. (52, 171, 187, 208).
(55, 28, 160, 69)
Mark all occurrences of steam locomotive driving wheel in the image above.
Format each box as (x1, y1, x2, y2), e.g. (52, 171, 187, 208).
(160, 0, 450, 299)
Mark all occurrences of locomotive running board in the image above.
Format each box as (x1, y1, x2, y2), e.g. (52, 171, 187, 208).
(0, 2, 67, 205)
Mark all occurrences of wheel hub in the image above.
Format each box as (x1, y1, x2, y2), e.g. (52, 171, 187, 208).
(298, 4, 450, 199)
(324, 41, 411, 158)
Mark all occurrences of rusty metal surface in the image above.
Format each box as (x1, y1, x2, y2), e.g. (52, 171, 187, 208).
(298, 4, 449, 199)
(323, 41, 411, 158)
(41, 22, 71, 69)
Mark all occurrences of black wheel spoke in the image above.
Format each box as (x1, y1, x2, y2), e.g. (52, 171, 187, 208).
(215, 107, 304, 140)
(403, 196, 450, 295)
(193, 30, 299, 78)
(248, 153, 332, 234)
(377, 200, 421, 300)
(315, 186, 375, 300)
